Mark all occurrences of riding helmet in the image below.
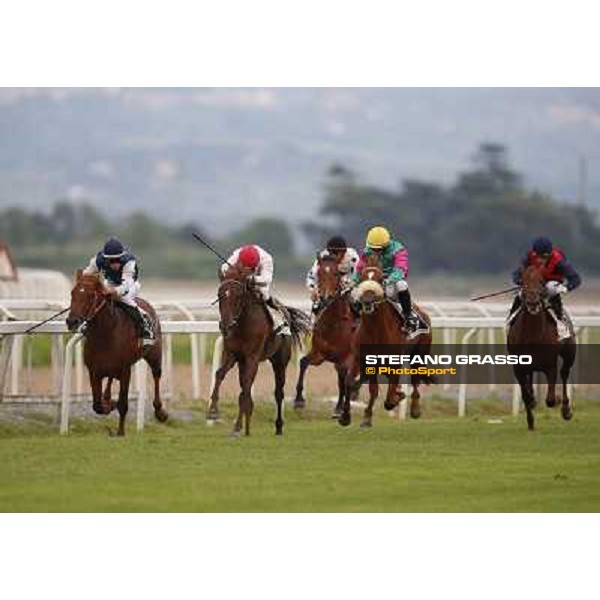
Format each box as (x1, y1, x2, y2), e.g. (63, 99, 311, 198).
(326, 235, 347, 253)
(532, 237, 553, 256)
(102, 237, 126, 259)
(366, 226, 391, 249)
(238, 245, 260, 269)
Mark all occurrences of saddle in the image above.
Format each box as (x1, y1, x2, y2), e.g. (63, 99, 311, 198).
(114, 300, 158, 336)
(506, 302, 574, 341)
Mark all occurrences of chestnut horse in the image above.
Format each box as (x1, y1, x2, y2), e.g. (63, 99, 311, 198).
(339, 254, 434, 428)
(66, 272, 167, 436)
(207, 264, 311, 436)
(507, 263, 576, 430)
(293, 254, 356, 418)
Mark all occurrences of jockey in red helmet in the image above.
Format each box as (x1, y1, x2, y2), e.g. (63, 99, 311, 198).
(221, 244, 290, 335)
(510, 236, 581, 319)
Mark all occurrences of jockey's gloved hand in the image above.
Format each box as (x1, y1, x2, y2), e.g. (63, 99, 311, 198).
(546, 281, 567, 296)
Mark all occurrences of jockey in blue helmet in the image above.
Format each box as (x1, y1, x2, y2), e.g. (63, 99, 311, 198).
(82, 237, 155, 345)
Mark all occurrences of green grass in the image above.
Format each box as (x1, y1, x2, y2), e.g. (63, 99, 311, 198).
(1, 399, 599, 512)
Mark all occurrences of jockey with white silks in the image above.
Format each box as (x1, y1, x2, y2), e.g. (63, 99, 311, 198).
(82, 237, 155, 345)
(305, 235, 359, 314)
(351, 226, 419, 334)
(221, 244, 291, 336)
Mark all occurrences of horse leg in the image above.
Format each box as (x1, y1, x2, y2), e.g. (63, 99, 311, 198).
(152, 365, 168, 423)
(410, 377, 422, 419)
(361, 380, 378, 428)
(545, 366, 558, 408)
(293, 353, 311, 410)
(102, 377, 116, 413)
(517, 369, 535, 431)
(232, 358, 259, 437)
(270, 351, 288, 436)
(208, 351, 236, 422)
(339, 358, 358, 427)
(560, 345, 575, 421)
(117, 368, 131, 436)
(333, 364, 346, 419)
(384, 375, 400, 411)
(90, 372, 107, 415)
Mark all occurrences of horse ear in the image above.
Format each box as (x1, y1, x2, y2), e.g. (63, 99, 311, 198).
(74, 269, 83, 283)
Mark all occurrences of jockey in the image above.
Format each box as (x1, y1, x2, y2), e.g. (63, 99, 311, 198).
(82, 237, 155, 346)
(305, 235, 359, 313)
(221, 244, 290, 336)
(352, 226, 419, 334)
(511, 236, 581, 319)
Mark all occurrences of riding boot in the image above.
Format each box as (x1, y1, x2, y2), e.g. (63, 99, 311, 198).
(266, 297, 291, 336)
(398, 289, 418, 333)
(138, 309, 156, 346)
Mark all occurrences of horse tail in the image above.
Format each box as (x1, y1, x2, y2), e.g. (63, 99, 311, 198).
(286, 306, 311, 350)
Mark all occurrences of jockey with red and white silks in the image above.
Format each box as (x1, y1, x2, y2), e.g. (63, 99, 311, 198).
(221, 244, 274, 301)
(221, 244, 289, 335)
(82, 237, 155, 345)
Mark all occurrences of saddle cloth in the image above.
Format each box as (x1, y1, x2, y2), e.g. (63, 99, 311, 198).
(506, 304, 574, 341)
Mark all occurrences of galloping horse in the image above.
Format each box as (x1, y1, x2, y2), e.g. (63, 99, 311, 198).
(207, 264, 311, 436)
(339, 254, 434, 428)
(66, 271, 167, 436)
(293, 254, 356, 418)
(507, 263, 576, 430)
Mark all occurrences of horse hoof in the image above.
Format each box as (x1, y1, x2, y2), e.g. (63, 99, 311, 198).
(93, 403, 111, 416)
(360, 421, 372, 429)
(338, 413, 351, 427)
(561, 407, 573, 421)
(293, 398, 306, 410)
(546, 398, 557, 408)
(397, 391, 406, 401)
(410, 407, 422, 419)
(383, 400, 398, 411)
(155, 409, 168, 423)
(275, 429, 283, 436)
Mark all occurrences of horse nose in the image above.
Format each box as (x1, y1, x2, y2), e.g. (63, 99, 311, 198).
(66, 316, 80, 331)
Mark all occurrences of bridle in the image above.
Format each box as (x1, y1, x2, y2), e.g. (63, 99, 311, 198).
(217, 278, 248, 334)
(521, 268, 545, 315)
(356, 266, 386, 315)
(70, 280, 108, 332)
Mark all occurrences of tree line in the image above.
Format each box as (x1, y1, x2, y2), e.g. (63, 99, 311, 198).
(303, 143, 600, 275)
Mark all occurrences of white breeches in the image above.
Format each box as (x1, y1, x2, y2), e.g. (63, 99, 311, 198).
(385, 279, 408, 299)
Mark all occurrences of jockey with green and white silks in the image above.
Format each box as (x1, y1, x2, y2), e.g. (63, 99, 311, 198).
(352, 226, 418, 333)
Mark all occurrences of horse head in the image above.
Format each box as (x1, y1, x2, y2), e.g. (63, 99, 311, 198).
(356, 254, 385, 314)
(521, 264, 545, 315)
(316, 254, 341, 301)
(218, 265, 253, 333)
(66, 270, 106, 332)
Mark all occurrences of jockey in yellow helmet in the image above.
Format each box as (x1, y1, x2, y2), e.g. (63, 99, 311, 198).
(353, 226, 418, 333)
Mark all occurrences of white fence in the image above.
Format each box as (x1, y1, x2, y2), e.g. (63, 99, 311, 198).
(1, 299, 599, 433)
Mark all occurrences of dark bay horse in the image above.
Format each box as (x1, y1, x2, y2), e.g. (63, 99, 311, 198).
(66, 272, 167, 436)
(339, 254, 434, 428)
(293, 254, 356, 418)
(207, 265, 311, 436)
(507, 264, 576, 430)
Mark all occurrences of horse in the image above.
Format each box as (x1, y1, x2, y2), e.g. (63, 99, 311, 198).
(339, 254, 434, 428)
(507, 263, 576, 430)
(207, 264, 311, 436)
(293, 254, 356, 418)
(66, 271, 167, 436)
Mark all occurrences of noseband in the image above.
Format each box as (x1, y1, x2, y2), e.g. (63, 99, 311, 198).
(218, 279, 247, 333)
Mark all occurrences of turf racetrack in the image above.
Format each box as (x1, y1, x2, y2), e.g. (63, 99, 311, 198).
(1, 399, 599, 512)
